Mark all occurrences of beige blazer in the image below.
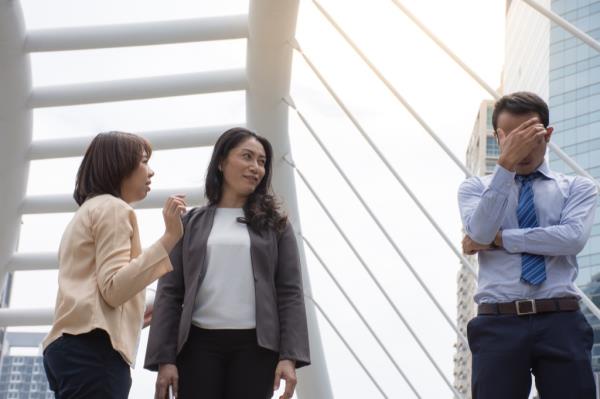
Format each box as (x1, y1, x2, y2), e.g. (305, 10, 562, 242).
(43, 194, 172, 365)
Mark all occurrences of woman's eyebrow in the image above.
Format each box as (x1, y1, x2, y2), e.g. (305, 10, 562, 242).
(240, 147, 266, 158)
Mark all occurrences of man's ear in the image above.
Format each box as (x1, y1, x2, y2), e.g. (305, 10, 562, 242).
(545, 126, 554, 143)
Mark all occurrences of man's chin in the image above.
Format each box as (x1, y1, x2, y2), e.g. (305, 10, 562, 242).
(515, 168, 535, 176)
(515, 160, 537, 175)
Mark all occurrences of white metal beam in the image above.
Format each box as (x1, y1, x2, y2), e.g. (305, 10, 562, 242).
(0, 308, 53, 327)
(29, 69, 247, 108)
(22, 187, 205, 215)
(7, 252, 57, 272)
(25, 15, 248, 52)
(28, 124, 240, 160)
(245, 1, 332, 397)
(0, 1, 32, 296)
(0, 289, 155, 327)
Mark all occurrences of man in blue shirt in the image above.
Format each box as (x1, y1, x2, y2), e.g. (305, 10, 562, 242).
(458, 92, 598, 399)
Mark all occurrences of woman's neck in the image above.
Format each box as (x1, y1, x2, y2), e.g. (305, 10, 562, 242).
(218, 190, 246, 208)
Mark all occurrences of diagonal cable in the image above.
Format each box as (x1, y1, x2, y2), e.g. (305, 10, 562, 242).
(305, 294, 389, 399)
(303, 237, 419, 398)
(284, 95, 468, 348)
(388, 0, 498, 99)
(310, 0, 469, 177)
(290, 43, 478, 278)
(283, 154, 464, 399)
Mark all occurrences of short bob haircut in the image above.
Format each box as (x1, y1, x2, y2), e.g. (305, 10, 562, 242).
(73, 131, 152, 206)
(492, 91, 550, 134)
(205, 127, 287, 232)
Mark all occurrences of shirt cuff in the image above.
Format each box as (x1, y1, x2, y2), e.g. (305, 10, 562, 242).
(488, 164, 516, 194)
(501, 228, 525, 253)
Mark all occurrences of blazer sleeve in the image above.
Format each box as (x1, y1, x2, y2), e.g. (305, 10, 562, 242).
(275, 223, 311, 368)
(144, 212, 189, 371)
(92, 199, 172, 308)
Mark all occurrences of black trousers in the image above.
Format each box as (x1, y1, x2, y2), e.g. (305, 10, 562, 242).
(177, 326, 279, 399)
(467, 310, 596, 399)
(43, 329, 131, 399)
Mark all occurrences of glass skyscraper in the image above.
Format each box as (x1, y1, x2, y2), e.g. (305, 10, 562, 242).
(547, 0, 600, 374)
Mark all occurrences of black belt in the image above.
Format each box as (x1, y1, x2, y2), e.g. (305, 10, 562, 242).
(478, 297, 579, 316)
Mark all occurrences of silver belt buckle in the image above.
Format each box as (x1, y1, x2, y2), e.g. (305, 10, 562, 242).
(516, 299, 537, 316)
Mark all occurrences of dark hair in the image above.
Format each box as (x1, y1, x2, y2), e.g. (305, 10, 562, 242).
(205, 127, 287, 232)
(492, 91, 549, 133)
(73, 131, 152, 206)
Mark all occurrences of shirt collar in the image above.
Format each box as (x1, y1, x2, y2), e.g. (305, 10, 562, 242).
(536, 160, 555, 181)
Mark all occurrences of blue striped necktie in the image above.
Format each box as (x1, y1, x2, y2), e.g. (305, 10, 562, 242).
(516, 172, 546, 285)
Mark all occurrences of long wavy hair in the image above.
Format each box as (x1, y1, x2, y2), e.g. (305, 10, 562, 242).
(205, 127, 287, 233)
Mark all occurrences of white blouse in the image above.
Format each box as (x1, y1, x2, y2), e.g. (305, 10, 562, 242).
(191, 208, 256, 329)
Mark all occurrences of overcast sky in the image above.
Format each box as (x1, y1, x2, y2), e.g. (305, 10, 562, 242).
(9, 0, 508, 397)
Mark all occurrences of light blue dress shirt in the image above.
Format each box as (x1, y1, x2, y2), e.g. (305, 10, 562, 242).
(458, 161, 598, 304)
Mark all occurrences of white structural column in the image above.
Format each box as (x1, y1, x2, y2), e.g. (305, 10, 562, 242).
(245, 1, 333, 397)
(0, 1, 32, 296)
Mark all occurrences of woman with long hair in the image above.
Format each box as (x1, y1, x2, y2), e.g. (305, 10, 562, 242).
(145, 127, 310, 399)
(43, 131, 186, 398)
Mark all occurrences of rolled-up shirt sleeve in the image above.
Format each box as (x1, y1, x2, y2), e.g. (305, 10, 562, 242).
(502, 176, 598, 256)
(458, 164, 516, 244)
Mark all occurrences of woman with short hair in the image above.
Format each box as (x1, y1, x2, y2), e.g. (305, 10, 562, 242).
(43, 131, 186, 399)
(145, 127, 310, 399)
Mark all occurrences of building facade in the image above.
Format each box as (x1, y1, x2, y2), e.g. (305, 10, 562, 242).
(546, 0, 600, 374)
(0, 332, 53, 399)
(454, 100, 498, 397)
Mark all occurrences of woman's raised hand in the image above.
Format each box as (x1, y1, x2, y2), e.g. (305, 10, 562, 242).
(159, 195, 187, 253)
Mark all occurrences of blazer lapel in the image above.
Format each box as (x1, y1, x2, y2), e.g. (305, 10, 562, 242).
(183, 205, 216, 290)
(247, 225, 276, 282)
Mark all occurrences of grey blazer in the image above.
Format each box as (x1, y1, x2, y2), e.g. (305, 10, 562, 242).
(144, 205, 310, 371)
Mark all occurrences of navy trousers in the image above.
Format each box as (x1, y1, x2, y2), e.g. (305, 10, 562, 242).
(467, 310, 596, 399)
(43, 329, 131, 399)
(176, 327, 279, 399)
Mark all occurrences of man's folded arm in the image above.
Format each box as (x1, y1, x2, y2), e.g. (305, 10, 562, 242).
(502, 177, 598, 256)
(458, 164, 516, 245)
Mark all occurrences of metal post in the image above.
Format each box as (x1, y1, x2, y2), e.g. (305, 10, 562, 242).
(245, 0, 333, 397)
(0, 0, 32, 297)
